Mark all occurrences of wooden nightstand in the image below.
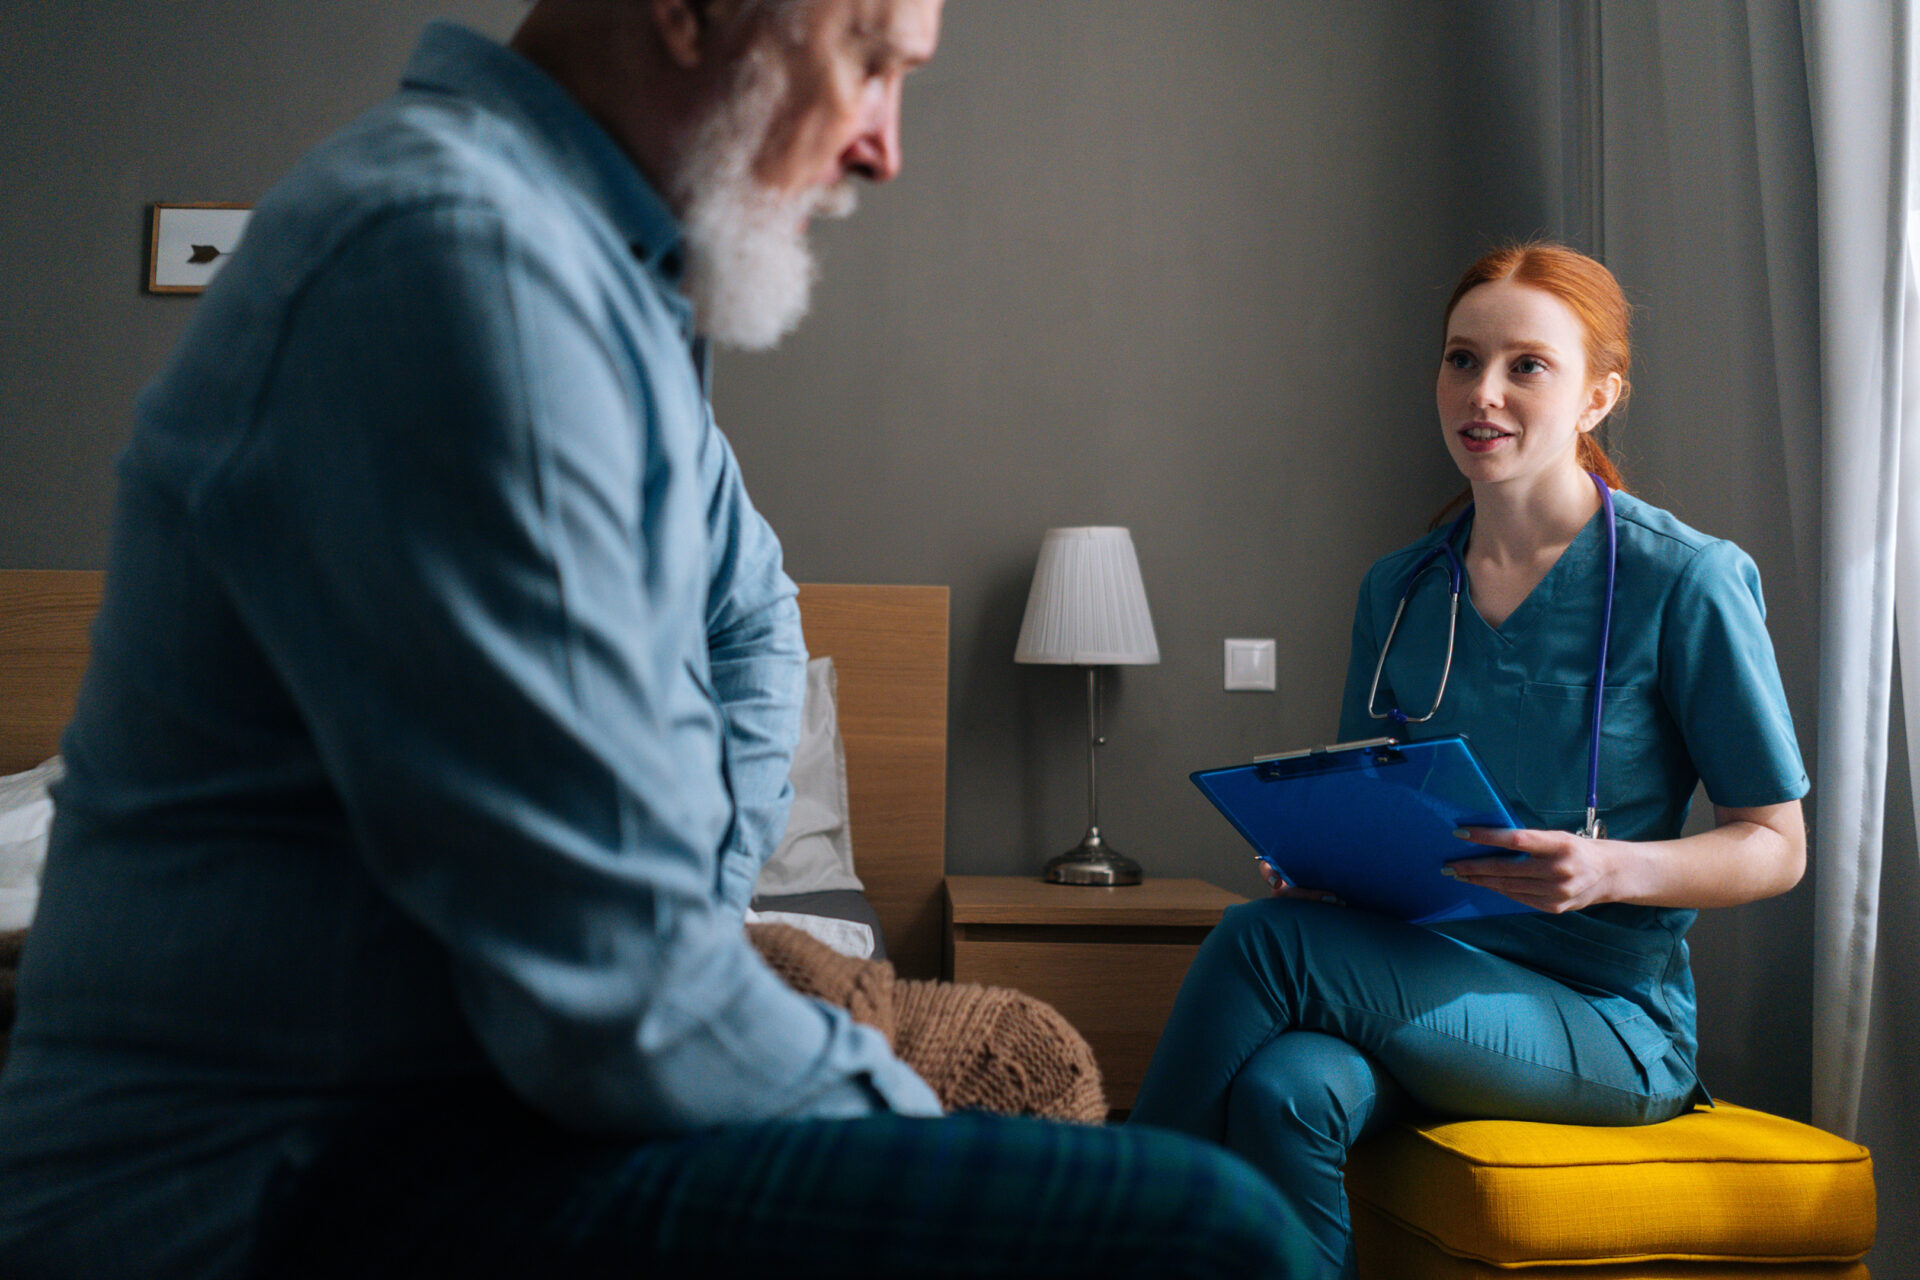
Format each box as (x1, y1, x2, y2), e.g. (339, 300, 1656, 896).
(943, 875, 1247, 1113)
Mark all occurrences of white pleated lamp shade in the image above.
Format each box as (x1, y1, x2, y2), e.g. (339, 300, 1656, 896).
(1014, 527, 1161, 665)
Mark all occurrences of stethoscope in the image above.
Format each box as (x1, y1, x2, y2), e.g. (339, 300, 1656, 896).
(1366, 471, 1618, 840)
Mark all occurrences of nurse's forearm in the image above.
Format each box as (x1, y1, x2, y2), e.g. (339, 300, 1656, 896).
(1610, 799, 1806, 909)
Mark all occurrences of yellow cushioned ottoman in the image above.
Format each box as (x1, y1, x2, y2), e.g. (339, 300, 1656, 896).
(1344, 1102, 1875, 1277)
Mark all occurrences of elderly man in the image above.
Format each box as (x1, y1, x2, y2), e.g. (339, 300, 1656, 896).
(0, 2, 1305, 1276)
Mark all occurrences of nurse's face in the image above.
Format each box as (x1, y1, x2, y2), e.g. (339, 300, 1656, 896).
(1436, 280, 1620, 491)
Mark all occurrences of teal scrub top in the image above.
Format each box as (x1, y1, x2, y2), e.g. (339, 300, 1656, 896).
(1336, 490, 1807, 1086)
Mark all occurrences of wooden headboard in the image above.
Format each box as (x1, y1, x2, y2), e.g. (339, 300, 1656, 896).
(0, 571, 949, 980)
(795, 583, 948, 979)
(0, 571, 96, 776)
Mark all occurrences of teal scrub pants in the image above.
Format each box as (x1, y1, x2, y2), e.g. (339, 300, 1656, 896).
(1127, 899, 1698, 1279)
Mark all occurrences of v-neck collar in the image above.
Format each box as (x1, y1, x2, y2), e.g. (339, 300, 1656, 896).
(1455, 503, 1607, 644)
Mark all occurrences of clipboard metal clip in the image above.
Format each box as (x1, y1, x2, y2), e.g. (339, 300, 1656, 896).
(1253, 737, 1402, 779)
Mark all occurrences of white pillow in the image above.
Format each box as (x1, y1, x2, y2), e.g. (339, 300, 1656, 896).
(743, 907, 875, 960)
(0, 757, 63, 931)
(754, 657, 863, 897)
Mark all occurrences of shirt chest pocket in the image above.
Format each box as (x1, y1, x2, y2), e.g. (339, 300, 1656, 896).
(1512, 681, 1663, 822)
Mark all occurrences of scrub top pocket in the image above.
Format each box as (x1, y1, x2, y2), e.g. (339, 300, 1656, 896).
(1512, 682, 1664, 826)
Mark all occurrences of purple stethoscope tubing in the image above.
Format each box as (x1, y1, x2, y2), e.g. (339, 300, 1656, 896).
(1585, 474, 1617, 838)
(1367, 471, 1618, 839)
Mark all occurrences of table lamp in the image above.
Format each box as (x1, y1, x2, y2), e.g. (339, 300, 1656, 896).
(1014, 526, 1161, 885)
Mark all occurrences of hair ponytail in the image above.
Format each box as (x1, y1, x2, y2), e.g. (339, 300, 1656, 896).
(1576, 433, 1625, 492)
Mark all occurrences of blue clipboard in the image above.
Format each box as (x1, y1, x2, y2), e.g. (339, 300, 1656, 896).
(1191, 735, 1535, 924)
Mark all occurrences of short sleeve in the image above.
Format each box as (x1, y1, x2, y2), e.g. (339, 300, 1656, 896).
(1658, 540, 1808, 808)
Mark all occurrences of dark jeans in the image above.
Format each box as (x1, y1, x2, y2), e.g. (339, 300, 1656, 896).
(252, 1077, 1313, 1279)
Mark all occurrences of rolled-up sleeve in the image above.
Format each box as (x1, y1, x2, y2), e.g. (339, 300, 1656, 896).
(202, 200, 939, 1133)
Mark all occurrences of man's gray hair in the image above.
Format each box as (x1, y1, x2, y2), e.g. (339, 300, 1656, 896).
(697, 0, 819, 41)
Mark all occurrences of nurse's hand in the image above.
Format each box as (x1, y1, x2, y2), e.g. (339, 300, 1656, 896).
(1453, 801, 1805, 912)
(1444, 826, 1625, 913)
(1256, 856, 1345, 905)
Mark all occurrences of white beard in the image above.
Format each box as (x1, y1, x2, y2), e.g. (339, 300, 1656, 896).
(671, 50, 858, 351)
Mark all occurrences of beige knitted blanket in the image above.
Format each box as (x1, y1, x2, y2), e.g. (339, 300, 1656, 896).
(747, 922, 1108, 1123)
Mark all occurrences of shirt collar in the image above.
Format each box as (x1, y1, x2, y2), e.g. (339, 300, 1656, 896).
(399, 23, 691, 297)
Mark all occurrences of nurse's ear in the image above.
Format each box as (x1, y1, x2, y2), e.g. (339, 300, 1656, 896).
(1578, 370, 1624, 434)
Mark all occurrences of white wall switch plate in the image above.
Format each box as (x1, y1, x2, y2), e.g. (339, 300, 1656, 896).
(1224, 638, 1276, 691)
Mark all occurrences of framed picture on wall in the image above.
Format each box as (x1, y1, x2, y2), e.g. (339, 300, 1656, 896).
(147, 203, 252, 294)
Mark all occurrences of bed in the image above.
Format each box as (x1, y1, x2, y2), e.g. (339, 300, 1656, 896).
(0, 572, 951, 1023)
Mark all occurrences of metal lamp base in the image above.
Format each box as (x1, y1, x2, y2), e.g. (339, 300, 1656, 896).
(1043, 830, 1142, 886)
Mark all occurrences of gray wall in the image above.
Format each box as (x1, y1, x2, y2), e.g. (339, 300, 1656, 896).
(720, 0, 1485, 903)
(7, 3, 1900, 1260)
(0, 2, 529, 552)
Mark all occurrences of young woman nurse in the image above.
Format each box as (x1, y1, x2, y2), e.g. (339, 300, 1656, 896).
(1127, 243, 1808, 1279)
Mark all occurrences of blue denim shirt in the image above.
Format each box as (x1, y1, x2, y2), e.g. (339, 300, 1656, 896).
(1338, 490, 1808, 1092)
(0, 24, 938, 1280)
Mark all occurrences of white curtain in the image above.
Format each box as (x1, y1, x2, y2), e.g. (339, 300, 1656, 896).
(1801, 0, 1918, 1139)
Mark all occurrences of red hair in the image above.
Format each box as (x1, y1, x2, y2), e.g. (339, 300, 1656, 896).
(1431, 241, 1632, 524)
